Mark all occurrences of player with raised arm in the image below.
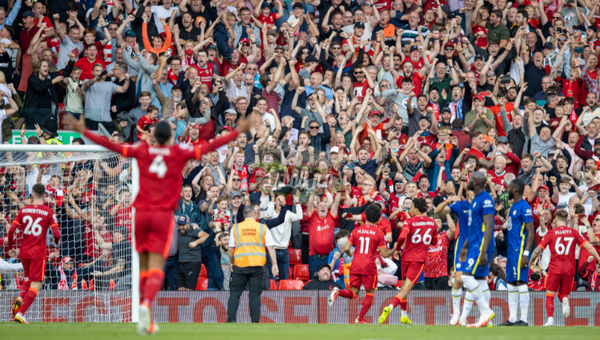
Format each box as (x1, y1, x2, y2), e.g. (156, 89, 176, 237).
(458, 172, 496, 328)
(379, 197, 438, 325)
(435, 192, 473, 326)
(500, 179, 534, 326)
(328, 204, 395, 324)
(9, 184, 60, 324)
(529, 209, 600, 327)
(64, 114, 251, 335)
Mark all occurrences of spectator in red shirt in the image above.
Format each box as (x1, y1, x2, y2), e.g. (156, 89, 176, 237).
(307, 189, 341, 278)
(136, 105, 160, 141)
(74, 44, 106, 81)
(424, 214, 455, 290)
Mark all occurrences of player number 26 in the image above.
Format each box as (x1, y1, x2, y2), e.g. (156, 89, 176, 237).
(149, 155, 168, 178)
(23, 216, 43, 237)
(411, 228, 432, 245)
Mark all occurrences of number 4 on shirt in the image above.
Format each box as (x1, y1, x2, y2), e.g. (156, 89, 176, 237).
(149, 155, 168, 178)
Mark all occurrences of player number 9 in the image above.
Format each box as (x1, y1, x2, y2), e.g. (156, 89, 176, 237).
(468, 258, 474, 267)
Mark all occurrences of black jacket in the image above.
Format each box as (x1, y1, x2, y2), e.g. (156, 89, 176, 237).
(22, 74, 59, 126)
(111, 77, 136, 117)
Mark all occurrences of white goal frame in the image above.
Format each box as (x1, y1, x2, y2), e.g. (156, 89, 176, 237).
(0, 144, 140, 322)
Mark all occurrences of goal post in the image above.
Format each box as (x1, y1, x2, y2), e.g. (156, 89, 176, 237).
(0, 144, 139, 322)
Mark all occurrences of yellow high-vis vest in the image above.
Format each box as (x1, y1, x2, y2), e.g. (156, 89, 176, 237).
(233, 219, 267, 267)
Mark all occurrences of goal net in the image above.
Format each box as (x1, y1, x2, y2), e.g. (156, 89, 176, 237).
(0, 144, 138, 322)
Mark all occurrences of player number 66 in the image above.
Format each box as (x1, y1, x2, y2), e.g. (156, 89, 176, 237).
(411, 228, 432, 245)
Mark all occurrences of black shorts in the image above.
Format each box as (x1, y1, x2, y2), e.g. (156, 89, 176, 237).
(177, 261, 202, 290)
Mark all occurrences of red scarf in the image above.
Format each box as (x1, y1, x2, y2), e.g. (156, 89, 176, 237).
(167, 69, 179, 85)
(233, 164, 249, 192)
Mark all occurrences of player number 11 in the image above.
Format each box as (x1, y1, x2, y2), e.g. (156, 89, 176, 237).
(358, 236, 370, 254)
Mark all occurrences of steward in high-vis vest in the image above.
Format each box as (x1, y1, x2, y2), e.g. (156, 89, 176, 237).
(226, 205, 278, 323)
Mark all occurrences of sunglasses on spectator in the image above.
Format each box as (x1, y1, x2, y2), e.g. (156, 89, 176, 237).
(553, 16, 561, 20)
(354, 72, 363, 75)
(487, 73, 495, 77)
(309, 126, 319, 129)
(445, 47, 454, 51)
(233, 178, 241, 182)
(302, 51, 310, 54)
(331, 46, 341, 49)
(559, 38, 567, 41)
(364, 3, 372, 6)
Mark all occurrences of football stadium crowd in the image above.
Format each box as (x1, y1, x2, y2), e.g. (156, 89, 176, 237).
(0, 0, 600, 293)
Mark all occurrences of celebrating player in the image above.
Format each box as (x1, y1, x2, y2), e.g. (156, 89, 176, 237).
(379, 197, 437, 325)
(529, 210, 600, 326)
(435, 192, 472, 326)
(457, 172, 495, 328)
(64, 113, 251, 335)
(328, 204, 394, 324)
(500, 179, 534, 326)
(9, 184, 60, 324)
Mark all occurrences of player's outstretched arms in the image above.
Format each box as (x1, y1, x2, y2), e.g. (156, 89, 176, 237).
(64, 114, 128, 155)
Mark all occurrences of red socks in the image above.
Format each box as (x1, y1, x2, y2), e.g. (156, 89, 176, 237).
(400, 299, 408, 311)
(142, 268, 164, 306)
(546, 292, 555, 318)
(358, 293, 374, 320)
(139, 271, 149, 304)
(391, 296, 402, 309)
(339, 289, 357, 299)
(19, 287, 38, 315)
(19, 280, 31, 300)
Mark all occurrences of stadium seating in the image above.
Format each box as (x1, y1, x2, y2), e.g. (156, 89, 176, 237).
(270, 279, 277, 290)
(196, 277, 208, 291)
(294, 264, 310, 281)
(289, 249, 302, 265)
(278, 280, 304, 290)
(289, 266, 293, 279)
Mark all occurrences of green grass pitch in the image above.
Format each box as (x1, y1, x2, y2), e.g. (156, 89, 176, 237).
(3, 323, 599, 340)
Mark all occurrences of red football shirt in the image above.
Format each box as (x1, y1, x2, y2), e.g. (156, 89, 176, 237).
(308, 211, 336, 256)
(397, 215, 438, 263)
(191, 63, 214, 91)
(348, 223, 386, 276)
(83, 129, 239, 211)
(539, 226, 587, 276)
(9, 204, 59, 259)
(424, 231, 449, 278)
(137, 115, 159, 140)
(352, 79, 369, 99)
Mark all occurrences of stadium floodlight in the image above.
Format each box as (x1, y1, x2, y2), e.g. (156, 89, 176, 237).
(0, 143, 139, 323)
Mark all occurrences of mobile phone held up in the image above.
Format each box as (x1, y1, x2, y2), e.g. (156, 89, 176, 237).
(500, 76, 511, 85)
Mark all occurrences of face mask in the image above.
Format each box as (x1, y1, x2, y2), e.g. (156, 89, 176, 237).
(185, 49, 193, 56)
(391, 148, 399, 154)
(450, 278, 455, 285)
(337, 237, 348, 249)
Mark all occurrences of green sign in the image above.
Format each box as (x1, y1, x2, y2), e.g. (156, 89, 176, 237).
(8, 130, 82, 145)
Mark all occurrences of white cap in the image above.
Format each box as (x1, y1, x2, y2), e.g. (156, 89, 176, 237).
(330, 146, 340, 153)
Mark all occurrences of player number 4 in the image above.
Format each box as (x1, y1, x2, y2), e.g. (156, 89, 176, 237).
(149, 155, 168, 178)
(358, 236, 370, 254)
(411, 228, 433, 245)
(23, 216, 43, 237)
(555, 237, 574, 255)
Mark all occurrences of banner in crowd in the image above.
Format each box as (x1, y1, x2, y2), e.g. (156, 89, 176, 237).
(8, 131, 82, 144)
(2, 291, 600, 326)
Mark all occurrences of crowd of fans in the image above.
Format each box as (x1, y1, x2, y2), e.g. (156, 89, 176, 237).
(1, 0, 600, 293)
